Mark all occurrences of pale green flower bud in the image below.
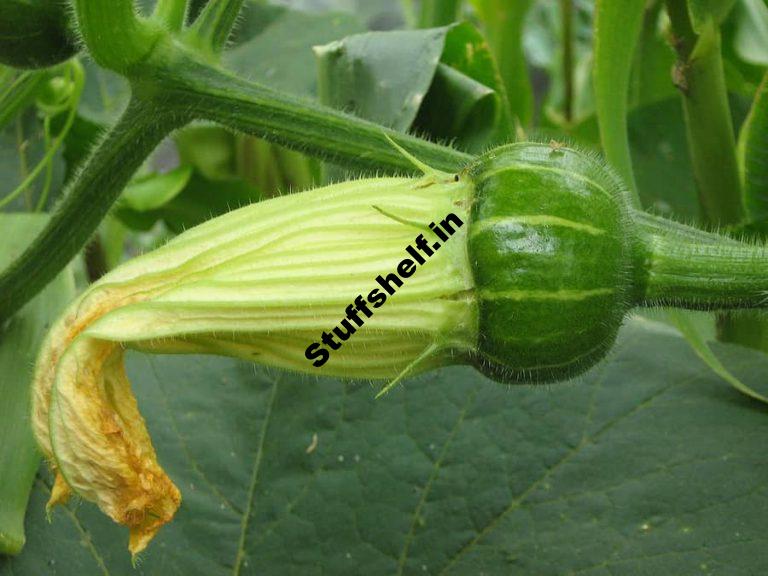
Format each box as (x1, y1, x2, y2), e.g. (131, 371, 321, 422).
(32, 166, 476, 555)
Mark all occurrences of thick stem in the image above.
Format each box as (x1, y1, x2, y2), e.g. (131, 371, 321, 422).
(72, 0, 162, 73)
(0, 98, 181, 322)
(637, 212, 768, 310)
(154, 49, 472, 173)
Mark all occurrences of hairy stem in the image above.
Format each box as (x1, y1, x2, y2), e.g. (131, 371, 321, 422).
(154, 49, 472, 173)
(638, 212, 768, 309)
(72, 0, 162, 73)
(665, 0, 758, 350)
(0, 98, 181, 321)
(152, 0, 188, 32)
(188, 0, 245, 54)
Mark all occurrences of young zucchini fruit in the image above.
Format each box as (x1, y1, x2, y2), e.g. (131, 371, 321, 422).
(31, 142, 768, 555)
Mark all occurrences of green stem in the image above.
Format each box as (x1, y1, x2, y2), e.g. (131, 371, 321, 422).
(419, 0, 462, 27)
(72, 0, 162, 73)
(0, 60, 84, 211)
(593, 0, 646, 200)
(152, 0, 188, 32)
(471, 0, 534, 127)
(154, 50, 472, 173)
(0, 98, 181, 321)
(188, 0, 245, 54)
(35, 116, 54, 212)
(561, 0, 574, 123)
(638, 212, 768, 309)
(0, 70, 48, 132)
(400, 0, 417, 28)
(666, 4, 742, 225)
(665, 1, 756, 350)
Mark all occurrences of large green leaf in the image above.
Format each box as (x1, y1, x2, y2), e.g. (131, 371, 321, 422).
(225, 8, 365, 98)
(0, 214, 74, 555)
(315, 23, 513, 153)
(4, 318, 768, 573)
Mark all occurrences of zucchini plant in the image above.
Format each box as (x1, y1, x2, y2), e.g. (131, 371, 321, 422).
(1, 0, 768, 573)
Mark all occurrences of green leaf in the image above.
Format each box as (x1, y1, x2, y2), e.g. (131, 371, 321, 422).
(175, 125, 237, 181)
(469, 0, 534, 126)
(593, 0, 646, 198)
(628, 98, 702, 219)
(225, 8, 365, 98)
(629, 4, 679, 109)
(739, 71, 768, 225)
(315, 23, 513, 152)
(413, 63, 497, 150)
(573, 97, 701, 219)
(524, 0, 597, 125)
(315, 27, 448, 132)
(124, 170, 263, 235)
(0, 214, 74, 555)
(419, 0, 461, 27)
(687, 0, 740, 33)
(119, 166, 192, 212)
(112, 166, 193, 231)
(5, 318, 768, 572)
(670, 310, 768, 403)
(76, 61, 130, 126)
(734, 0, 768, 66)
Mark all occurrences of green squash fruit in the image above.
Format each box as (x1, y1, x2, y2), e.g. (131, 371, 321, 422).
(467, 143, 638, 383)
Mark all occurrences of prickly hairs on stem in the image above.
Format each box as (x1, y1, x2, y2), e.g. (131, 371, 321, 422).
(32, 142, 768, 554)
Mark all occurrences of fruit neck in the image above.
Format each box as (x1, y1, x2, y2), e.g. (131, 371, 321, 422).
(636, 211, 768, 310)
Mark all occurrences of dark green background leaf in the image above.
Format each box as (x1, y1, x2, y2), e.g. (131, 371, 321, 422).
(3, 319, 768, 574)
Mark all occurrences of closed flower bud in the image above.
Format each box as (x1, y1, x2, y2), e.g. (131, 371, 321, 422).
(32, 159, 476, 555)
